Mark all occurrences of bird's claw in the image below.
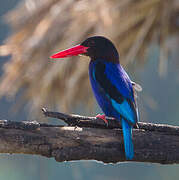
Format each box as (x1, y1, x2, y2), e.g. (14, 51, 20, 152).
(96, 114, 108, 126)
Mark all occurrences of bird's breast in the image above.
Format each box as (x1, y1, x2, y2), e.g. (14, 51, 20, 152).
(88, 60, 119, 117)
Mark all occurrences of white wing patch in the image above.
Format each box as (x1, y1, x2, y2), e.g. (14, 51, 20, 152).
(131, 81, 142, 92)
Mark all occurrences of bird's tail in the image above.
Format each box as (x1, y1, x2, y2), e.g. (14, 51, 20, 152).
(121, 119, 134, 160)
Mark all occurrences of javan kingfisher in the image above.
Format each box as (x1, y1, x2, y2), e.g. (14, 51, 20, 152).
(50, 36, 142, 160)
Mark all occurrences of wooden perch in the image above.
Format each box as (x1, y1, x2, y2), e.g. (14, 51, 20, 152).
(0, 108, 178, 164)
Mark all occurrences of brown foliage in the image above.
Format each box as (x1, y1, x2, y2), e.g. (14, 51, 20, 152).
(0, 0, 178, 116)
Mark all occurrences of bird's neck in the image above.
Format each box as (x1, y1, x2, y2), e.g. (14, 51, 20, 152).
(89, 59, 121, 76)
(89, 52, 119, 63)
(89, 58, 120, 66)
(89, 59, 128, 80)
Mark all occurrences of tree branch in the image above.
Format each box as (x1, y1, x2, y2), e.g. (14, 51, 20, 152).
(41, 108, 179, 135)
(0, 109, 178, 164)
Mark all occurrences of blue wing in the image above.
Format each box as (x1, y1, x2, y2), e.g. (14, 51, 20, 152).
(90, 60, 138, 125)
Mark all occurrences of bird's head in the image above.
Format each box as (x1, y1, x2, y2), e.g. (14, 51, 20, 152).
(51, 36, 119, 63)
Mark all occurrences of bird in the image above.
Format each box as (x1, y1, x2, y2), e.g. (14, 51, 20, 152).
(50, 36, 142, 160)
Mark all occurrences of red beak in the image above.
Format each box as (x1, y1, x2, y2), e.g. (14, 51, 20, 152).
(50, 45, 89, 59)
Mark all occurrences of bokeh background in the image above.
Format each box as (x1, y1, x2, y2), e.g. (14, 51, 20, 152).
(0, 0, 179, 179)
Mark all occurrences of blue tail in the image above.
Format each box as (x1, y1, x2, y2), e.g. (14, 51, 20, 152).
(121, 119, 134, 160)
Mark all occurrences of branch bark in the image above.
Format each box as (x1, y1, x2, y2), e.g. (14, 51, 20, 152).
(0, 108, 178, 164)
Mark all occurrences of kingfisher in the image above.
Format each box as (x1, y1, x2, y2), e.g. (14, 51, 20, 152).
(50, 36, 142, 160)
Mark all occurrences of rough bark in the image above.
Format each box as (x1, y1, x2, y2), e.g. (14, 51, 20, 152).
(0, 109, 178, 164)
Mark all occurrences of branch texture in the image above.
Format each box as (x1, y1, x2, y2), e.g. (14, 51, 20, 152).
(0, 109, 178, 164)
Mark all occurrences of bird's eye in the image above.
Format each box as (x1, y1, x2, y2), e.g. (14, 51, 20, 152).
(88, 40, 95, 47)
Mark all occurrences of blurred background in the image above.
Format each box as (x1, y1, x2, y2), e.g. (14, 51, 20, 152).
(0, 0, 179, 179)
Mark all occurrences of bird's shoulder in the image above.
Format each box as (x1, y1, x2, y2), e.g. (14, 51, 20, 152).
(92, 60, 134, 99)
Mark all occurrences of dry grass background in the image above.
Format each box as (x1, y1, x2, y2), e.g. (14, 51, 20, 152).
(0, 0, 178, 116)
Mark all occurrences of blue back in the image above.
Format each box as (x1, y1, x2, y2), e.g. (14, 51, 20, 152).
(89, 59, 138, 125)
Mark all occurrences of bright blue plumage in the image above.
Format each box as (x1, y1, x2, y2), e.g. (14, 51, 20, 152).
(121, 119, 134, 160)
(89, 60, 138, 160)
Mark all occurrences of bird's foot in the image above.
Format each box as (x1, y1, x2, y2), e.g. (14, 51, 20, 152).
(96, 114, 108, 126)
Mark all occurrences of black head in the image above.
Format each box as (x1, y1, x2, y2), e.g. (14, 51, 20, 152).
(50, 36, 119, 63)
(81, 36, 119, 63)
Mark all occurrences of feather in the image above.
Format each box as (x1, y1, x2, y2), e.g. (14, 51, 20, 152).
(121, 119, 134, 160)
(89, 60, 138, 125)
(131, 81, 142, 92)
